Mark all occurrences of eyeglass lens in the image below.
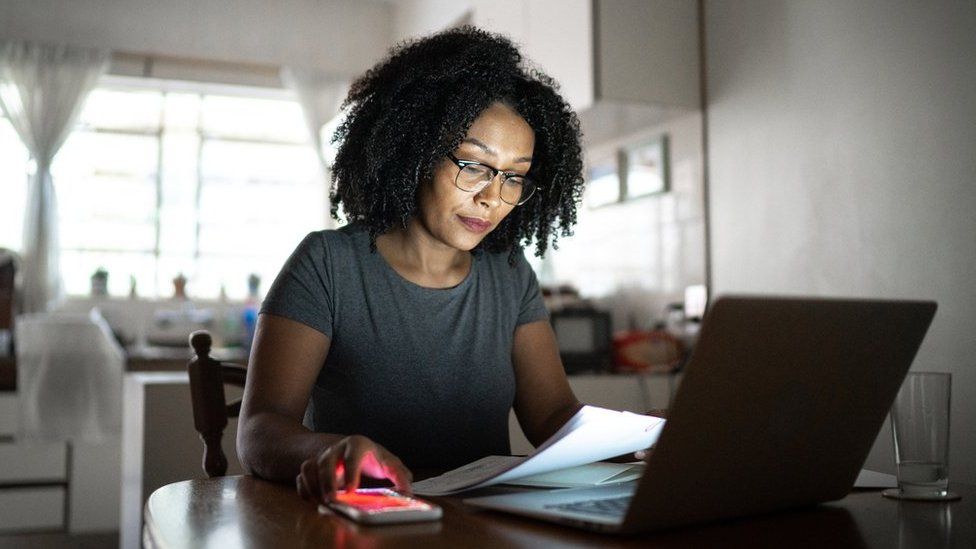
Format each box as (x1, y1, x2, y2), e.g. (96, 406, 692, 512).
(456, 164, 535, 205)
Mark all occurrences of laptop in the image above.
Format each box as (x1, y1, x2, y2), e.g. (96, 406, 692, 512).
(465, 295, 937, 534)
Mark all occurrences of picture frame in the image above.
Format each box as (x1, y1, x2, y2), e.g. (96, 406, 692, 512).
(583, 151, 622, 208)
(623, 134, 669, 198)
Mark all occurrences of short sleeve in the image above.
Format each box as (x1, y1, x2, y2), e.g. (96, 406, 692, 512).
(260, 232, 334, 338)
(514, 251, 549, 326)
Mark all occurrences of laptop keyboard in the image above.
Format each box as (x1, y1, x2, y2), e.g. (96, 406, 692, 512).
(545, 495, 632, 518)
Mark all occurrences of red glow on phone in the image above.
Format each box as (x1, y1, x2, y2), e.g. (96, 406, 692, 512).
(335, 490, 427, 511)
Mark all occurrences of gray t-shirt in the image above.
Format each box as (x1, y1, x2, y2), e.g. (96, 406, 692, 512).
(260, 223, 549, 469)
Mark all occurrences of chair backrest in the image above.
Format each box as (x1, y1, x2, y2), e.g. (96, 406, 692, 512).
(1, 253, 16, 357)
(187, 330, 247, 477)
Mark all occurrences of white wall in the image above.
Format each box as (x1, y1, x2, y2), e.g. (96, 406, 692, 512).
(394, 0, 594, 111)
(596, 0, 699, 108)
(705, 0, 976, 483)
(0, 0, 392, 76)
(393, 0, 473, 43)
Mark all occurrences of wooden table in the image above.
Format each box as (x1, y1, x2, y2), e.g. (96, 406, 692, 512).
(144, 475, 974, 548)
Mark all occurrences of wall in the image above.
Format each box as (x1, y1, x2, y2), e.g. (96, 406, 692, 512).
(395, 1, 698, 114)
(393, 0, 594, 111)
(393, 0, 473, 43)
(705, 0, 976, 483)
(595, 0, 699, 108)
(0, 0, 391, 77)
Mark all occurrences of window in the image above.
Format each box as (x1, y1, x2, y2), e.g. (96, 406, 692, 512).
(538, 197, 663, 298)
(27, 76, 327, 300)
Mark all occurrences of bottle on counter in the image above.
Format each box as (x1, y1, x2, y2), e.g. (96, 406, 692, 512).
(241, 274, 261, 353)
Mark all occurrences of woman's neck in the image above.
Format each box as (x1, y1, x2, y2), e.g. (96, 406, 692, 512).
(375, 220, 472, 288)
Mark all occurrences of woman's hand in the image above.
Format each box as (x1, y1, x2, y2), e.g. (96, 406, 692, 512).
(296, 435, 413, 504)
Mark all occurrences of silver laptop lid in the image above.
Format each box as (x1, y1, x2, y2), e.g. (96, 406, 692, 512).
(622, 295, 936, 533)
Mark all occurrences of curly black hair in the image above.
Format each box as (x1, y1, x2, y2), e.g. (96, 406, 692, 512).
(329, 26, 584, 261)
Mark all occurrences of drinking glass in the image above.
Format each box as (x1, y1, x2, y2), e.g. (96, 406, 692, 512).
(883, 372, 960, 501)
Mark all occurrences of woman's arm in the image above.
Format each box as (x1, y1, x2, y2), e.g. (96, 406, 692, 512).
(237, 313, 411, 501)
(511, 319, 583, 446)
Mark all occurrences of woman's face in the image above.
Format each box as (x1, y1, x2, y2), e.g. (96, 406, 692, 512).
(417, 102, 535, 252)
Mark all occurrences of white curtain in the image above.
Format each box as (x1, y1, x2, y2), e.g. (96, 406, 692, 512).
(281, 66, 348, 165)
(0, 41, 109, 313)
(281, 67, 348, 229)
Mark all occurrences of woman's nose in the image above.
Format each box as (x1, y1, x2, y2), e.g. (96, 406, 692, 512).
(476, 174, 504, 207)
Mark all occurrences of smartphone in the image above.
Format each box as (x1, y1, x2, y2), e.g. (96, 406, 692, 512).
(324, 488, 442, 525)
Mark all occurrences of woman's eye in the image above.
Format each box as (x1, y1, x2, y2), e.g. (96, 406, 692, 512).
(461, 165, 486, 176)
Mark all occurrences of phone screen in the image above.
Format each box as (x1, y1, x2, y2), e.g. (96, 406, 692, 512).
(335, 489, 432, 511)
(326, 488, 442, 524)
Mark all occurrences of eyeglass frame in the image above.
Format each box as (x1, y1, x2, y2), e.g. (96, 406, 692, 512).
(446, 153, 538, 206)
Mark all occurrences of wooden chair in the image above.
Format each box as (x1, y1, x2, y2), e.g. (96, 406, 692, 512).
(188, 330, 247, 477)
(0, 254, 15, 390)
(0, 254, 14, 357)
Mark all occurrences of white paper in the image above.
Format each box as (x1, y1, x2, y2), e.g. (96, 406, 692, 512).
(504, 462, 645, 488)
(412, 405, 665, 495)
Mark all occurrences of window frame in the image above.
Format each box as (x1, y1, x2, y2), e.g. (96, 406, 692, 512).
(8, 74, 326, 299)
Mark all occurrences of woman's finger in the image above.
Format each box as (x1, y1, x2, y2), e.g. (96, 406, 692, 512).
(382, 453, 413, 495)
(296, 471, 311, 501)
(316, 444, 344, 502)
(306, 436, 414, 501)
(342, 439, 367, 494)
(298, 458, 320, 502)
(348, 439, 414, 495)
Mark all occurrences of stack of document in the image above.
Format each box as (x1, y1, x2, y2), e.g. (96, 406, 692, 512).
(504, 461, 645, 489)
(412, 406, 665, 496)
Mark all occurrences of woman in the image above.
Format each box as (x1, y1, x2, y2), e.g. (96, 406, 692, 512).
(237, 26, 586, 505)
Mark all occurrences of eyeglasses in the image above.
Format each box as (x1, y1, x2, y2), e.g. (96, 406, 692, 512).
(447, 153, 537, 206)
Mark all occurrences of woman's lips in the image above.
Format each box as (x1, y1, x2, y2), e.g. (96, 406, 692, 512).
(458, 215, 492, 233)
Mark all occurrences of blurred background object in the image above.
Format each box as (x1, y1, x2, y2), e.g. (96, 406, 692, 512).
(0, 249, 16, 358)
(16, 308, 123, 441)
